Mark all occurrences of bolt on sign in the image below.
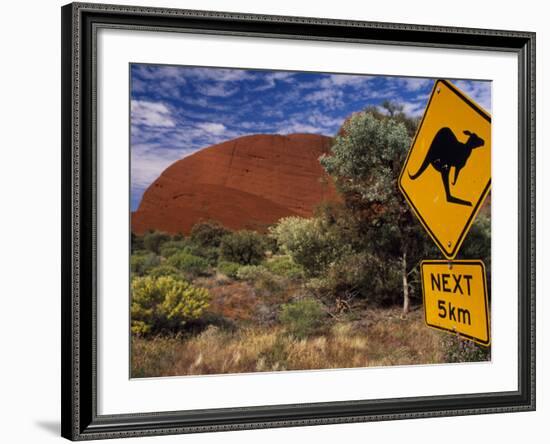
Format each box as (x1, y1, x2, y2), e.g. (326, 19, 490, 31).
(420, 260, 490, 345)
(398, 79, 491, 259)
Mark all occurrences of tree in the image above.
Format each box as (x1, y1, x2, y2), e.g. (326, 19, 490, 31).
(320, 110, 435, 314)
(381, 100, 403, 118)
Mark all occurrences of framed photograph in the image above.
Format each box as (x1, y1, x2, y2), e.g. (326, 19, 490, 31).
(61, 2, 535, 440)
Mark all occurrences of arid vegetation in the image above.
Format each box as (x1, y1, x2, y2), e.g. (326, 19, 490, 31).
(130, 105, 491, 377)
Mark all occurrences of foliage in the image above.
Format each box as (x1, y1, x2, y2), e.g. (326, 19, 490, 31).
(263, 255, 304, 280)
(319, 110, 436, 312)
(217, 261, 241, 279)
(442, 333, 491, 363)
(219, 230, 267, 265)
(143, 230, 171, 254)
(159, 240, 190, 258)
(279, 298, 326, 339)
(147, 264, 182, 279)
(236, 265, 282, 293)
(130, 252, 160, 276)
(320, 111, 411, 203)
(131, 232, 144, 251)
(190, 220, 230, 248)
(236, 265, 269, 281)
(131, 275, 210, 335)
(167, 251, 210, 277)
(268, 216, 348, 277)
(190, 245, 221, 266)
(458, 213, 491, 273)
(311, 252, 401, 305)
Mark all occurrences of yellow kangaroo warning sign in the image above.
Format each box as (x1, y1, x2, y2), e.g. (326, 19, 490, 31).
(421, 260, 490, 346)
(399, 79, 491, 259)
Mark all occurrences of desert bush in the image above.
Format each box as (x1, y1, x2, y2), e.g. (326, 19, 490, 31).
(442, 333, 491, 363)
(217, 261, 240, 278)
(148, 264, 182, 279)
(236, 265, 282, 293)
(458, 213, 492, 289)
(131, 275, 210, 335)
(143, 230, 171, 254)
(130, 252, 160, 276)
(131, 232, 144, 251)
(190, 220, 230, 248)
(269, 217, 347, 277)
(167, 251, 210, 277)
(219, 230, 267, 265)
(279, 298, 326, 339)
(159, 240, 190, 258)
(236, 265, 267, 281)
(191, 245, 221, 266)
(264, 255, 304, 280)
(317, 252, 402, 306)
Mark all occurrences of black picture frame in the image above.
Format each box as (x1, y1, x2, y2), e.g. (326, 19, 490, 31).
(61, 2, 536, 440)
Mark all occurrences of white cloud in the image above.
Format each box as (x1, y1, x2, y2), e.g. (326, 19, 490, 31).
(323, 74, 373, 88)
(131, 143, 190, 189)
(307, 111, 344, 132)
(278, 122, 324, 135)
(453, 80, 492, 113)
(253, 72, 296, 91)
(196, 83, 239, 97)
(401, 101, 427, 117)
(303, 88, 344, 109)
(196, 122, 227, 135)
(134, 65, 187, 82)
(131, 100, 175, 127)
(189, 68, 254, 83)
(400, 78, 432, 92)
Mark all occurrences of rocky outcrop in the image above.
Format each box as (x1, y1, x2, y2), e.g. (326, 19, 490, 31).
(131, 133, 341, 234)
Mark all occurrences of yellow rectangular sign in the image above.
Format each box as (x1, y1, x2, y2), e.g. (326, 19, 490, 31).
(420, 260, 490, 346)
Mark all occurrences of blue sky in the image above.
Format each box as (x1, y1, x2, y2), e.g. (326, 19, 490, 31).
(130, 64, 491, 211)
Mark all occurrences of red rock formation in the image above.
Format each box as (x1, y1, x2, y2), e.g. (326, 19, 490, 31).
(131, 133, 341, 235)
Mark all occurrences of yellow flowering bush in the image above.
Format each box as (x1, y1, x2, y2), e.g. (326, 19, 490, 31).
(131, 275, 210, 336)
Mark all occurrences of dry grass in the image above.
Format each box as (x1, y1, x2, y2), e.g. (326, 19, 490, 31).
(131, 307, 448, 378)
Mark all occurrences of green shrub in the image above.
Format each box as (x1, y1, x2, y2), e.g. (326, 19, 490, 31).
(190, 245, 221, 266)
(442, 333, 491, 363)
(264, 255, 304, 280)
(190, 220, 230, 248)
(217, 261, 240, 278)
(279, 298, 326, 339)
(236, 265, 268, 281)
(143, 231, 171, 254)
(159, 240, 190, 258)
(167, 252, 210, 277)
(219, 230, 266, 265)
(322, 252, 401, 305)
(236, 265, 282, 293)
(458, 213, 491, 292)
(130, 252, 160, 276)
(131, 275, 210, 335)
(268, 216, 347, 277)
(148, 264, 182, 279)
(131, 232, 144, 251)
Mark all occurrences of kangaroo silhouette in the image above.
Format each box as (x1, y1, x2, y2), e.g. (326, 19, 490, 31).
(408, 127, 484, 207)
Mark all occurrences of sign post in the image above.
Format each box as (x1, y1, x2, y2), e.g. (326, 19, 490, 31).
(399, 79, 491, 344)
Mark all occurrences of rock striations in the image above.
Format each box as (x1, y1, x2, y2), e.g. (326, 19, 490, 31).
(131, 133, 341, 235)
